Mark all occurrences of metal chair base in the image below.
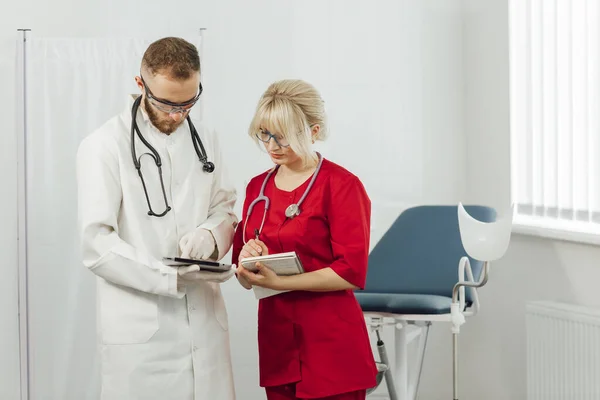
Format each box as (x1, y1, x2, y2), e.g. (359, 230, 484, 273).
(366, 318, 430, 400)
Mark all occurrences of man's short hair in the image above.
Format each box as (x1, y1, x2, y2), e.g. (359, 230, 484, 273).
(141, 37, 200, 80)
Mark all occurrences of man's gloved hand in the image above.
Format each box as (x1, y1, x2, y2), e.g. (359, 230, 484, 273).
(177, 264, 236, 284)
(179, 228, 216, 260)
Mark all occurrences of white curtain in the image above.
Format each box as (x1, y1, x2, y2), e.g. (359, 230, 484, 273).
(22, 34, 201, 400)
(0, 35, 21, 400)
(510, 0, 600, 224)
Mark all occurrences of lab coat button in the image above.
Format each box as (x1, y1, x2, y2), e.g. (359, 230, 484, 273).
(189, 305, 195, 311)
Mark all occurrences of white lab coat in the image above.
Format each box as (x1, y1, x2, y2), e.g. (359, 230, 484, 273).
(76, 96, 238, 400)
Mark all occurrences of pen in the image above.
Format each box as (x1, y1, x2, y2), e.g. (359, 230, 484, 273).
(254, 229, 262, 254)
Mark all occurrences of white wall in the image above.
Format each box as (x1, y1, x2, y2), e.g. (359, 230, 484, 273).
(0, 1, 466, 400)
(439, 1, 600, 400)
(287, 0, 466, 243)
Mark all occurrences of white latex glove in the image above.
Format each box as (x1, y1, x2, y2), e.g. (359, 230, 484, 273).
(177, 264, 236, 284)
(179, 228, 216, 260)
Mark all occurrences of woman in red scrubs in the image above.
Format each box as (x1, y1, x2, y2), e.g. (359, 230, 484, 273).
(232, 79, 377, 400)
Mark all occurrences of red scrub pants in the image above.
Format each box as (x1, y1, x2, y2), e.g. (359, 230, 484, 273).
(265, 384, 366, 400)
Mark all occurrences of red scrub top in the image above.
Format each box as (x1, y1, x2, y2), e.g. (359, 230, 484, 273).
(232, 158, 377, 399)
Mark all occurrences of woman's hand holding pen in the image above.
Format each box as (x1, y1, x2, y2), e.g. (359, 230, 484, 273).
(239, 238, 269, 259)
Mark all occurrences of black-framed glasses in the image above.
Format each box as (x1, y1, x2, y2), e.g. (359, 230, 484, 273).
(140, 75, 202, 115)
(256, 128, 290, 148)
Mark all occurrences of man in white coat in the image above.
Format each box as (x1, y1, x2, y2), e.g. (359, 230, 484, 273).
(76, 37, 237, 400)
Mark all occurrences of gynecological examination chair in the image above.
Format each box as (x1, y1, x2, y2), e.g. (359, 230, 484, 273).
(357, 203, 513, 400)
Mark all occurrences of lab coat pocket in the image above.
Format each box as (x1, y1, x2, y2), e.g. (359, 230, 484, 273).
(99, 281, 159, 345)
(211, 283, 229, 331)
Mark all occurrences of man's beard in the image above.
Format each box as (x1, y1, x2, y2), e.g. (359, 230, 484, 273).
(144, 96, 185, 135)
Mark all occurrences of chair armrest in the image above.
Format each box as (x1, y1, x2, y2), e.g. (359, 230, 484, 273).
(453, 257, 491, 317)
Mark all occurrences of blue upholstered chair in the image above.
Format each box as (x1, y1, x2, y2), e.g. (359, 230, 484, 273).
(359, 204, 513, 400)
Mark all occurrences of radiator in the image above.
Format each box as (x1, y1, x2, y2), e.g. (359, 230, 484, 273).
(526, 301, 600, 400)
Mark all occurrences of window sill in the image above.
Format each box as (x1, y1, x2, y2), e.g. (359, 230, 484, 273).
(513, 215, 600, 246)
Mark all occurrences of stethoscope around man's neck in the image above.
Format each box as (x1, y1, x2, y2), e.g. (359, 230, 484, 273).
(130, 95, 215, 217)
(242, 152, 324, 244)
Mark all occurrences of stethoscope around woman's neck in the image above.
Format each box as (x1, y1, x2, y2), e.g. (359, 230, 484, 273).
(242, 152, 324, 244)
(130, 95, 215, 217)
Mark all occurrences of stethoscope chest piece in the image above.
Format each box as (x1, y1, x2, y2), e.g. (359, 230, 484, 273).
(203, 161, 215, 173)
(285, 203, 301, 219)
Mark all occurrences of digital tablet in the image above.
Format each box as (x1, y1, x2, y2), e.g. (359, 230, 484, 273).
(162, 257, 232, 272)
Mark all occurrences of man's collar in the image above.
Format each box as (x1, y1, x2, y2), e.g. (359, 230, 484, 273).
(127, 94, 151, 123)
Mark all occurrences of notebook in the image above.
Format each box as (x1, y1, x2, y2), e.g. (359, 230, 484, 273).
(239, 252, 304, 299)
(239, 251, 304, 275)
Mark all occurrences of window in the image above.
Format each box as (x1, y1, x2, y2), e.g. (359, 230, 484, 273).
(509, 0, 600, 243)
